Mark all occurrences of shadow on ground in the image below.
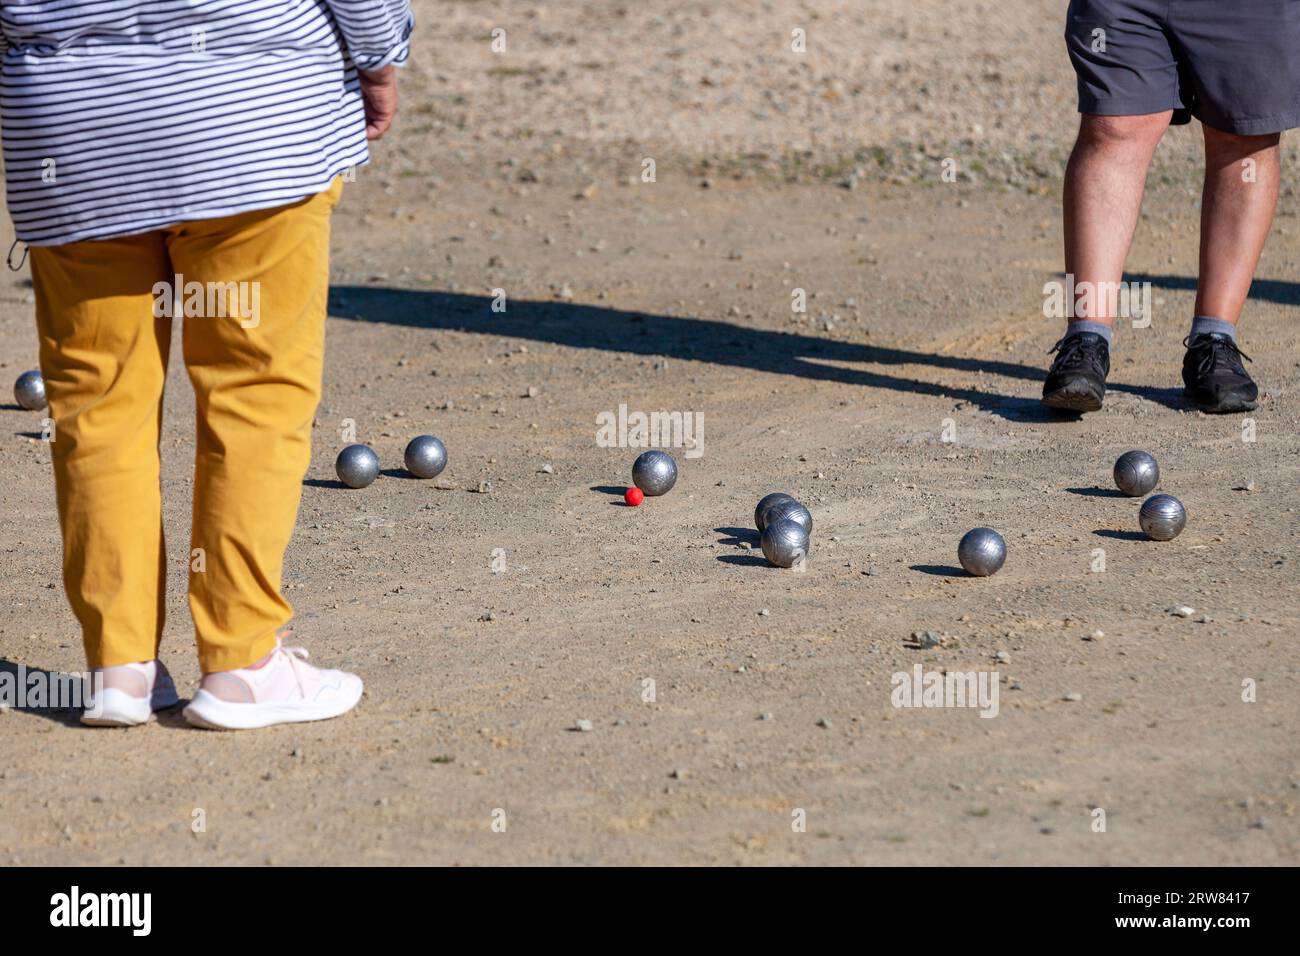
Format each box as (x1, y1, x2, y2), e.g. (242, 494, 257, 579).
(0, 659, 191, 730)
(1128, 272, 1300, 308)
(0, 659, 81, 726)
(329, 287, 1191, 420)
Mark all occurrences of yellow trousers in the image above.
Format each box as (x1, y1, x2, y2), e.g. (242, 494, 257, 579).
(31, 179, 342, 672)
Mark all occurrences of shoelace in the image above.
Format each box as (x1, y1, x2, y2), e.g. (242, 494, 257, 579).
(1048, 334, 1105, 370)
(1184, 334, 1251, 378)
(275, 644, 313, 698)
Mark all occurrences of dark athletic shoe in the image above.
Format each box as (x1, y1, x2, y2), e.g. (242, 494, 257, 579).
(1041, 332, 1110, 413)
(1182, 333, 1257, 413)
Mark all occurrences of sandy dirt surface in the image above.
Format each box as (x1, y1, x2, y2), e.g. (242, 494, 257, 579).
(0, 1, 1297, 865)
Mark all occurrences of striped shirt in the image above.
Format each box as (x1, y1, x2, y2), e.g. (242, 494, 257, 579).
(0, 1, 413, 246)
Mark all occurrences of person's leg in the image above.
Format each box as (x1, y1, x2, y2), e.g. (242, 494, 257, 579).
(1195, 127, 1280, 325)
(1051, 0, 1183, 411)
(1043, 111, 1170, 411)
(169, 178, 343, 675)
(1164, 0, 1298, 412)
(1176, 125, 1277, 413)
(30, 236, 172, 670)
(169, 177, 363, 730)
(1064, 112, 1172, 323)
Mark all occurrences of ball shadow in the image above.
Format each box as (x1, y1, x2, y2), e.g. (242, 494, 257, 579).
(1093, 529, 1147, 541)
(304, 478, 350, 489)
(715, 526, 760, 546)
(1066, 486, 1128, 498)
(716, 554, 770, 567)
(909, 564, 969, 578)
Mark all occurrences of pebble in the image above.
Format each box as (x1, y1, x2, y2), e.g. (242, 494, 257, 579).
(758, 712, 773, 721)
(1062, 692, 1083, 702)
(1085, 629, 1104, 641)
(574, 719, 594, 732)
(912, 630, 942, 648)
(993, 650, 1010, 664)
(538, 463, 554, 474)
(479, 612, 495, 622)
(816, 717, 832, 728)
(670, 768, 689, 779)
(1168, 605, 1195, 618)
(758, 608, 769, 616)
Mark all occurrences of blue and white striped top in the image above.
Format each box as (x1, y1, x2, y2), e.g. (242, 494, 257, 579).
(0, 1, 413, 246)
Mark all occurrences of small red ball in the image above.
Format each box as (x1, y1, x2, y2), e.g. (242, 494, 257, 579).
(624, 487, 644, 506)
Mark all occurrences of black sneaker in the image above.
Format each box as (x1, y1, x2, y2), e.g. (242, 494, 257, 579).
(1041, 332, 1110, 412)
(1182, 333, 1257, 413)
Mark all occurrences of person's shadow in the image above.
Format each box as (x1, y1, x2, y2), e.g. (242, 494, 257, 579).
(0, 658, 189, 728)
(1127, 272, 1300, 308)
(327, 287, 1187, 421)
(0, 659, 81, 726)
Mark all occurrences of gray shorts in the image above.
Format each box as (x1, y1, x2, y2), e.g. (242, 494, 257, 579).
(1066, 0, 1300, 134)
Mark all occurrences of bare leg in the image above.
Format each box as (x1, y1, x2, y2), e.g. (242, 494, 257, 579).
(1063, 112, 1171, 324)
(1195, 127, 1281, 325)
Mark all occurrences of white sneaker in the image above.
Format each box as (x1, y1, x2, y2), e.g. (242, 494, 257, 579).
(81, 660, 179, 727)
(182, 640, 363, 731)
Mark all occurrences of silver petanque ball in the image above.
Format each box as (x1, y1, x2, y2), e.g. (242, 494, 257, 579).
(958, 527, 1006, 577)
(1139, 494, 1186, 541)
(755, 492, 796, 532)
(764, 497, 812, 535)
(13, 369, 46, 411)
(335, 444, 380, 489)
(761, 518, 810, 569)
(1114, 450, 1159, 497)
(632, 449, 677, 496)
(404, 435, 447, 479)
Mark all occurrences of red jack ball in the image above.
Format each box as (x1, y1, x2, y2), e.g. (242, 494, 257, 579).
(624, 487, 644, 507)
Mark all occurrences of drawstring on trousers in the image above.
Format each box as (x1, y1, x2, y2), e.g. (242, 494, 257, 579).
(7, 239, 28, 271)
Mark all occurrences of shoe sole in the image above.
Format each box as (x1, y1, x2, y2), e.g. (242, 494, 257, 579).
(81, 687, 179, 727)
(1041, 383, 1104, 413)
(182, 682, 363, 731)
(1184, 388, 1257, 414)
(81, 714, 150, 727)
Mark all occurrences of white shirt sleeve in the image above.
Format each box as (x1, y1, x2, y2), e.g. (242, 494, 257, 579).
(322, 0, 413, 71)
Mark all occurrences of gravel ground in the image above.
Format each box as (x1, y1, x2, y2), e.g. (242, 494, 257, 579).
(0, 1, 1296, 865)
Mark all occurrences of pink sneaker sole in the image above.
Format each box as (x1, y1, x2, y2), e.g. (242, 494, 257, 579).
(181, 677, 363, 731)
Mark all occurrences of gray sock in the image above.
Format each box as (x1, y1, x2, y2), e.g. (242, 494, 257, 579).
(1190, 315, 1237, 342)
(1064, 320, 1113, 347)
